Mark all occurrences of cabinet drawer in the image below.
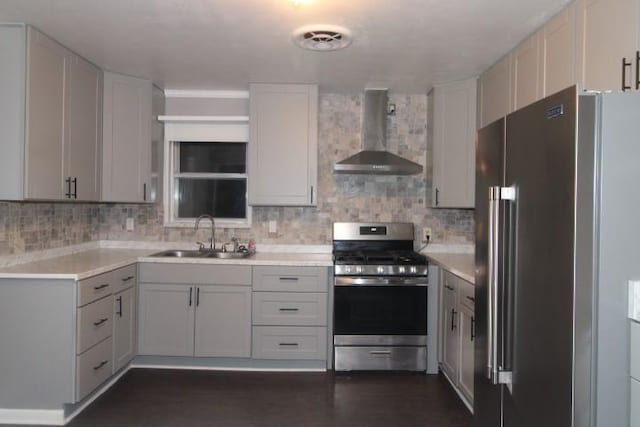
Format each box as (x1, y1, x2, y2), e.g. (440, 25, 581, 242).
(253, 266, 328, 292)
(334, 346, 427, 371)
(632, 321, 640, 380)
(77, 296, 113, 354)
(252, 292, 327, 326)
(76, 336, 112, 401)
(139, 263, 252, 286)
(252, 326, 327, 360)
(77, 272, 113, 307)
(111, 264, 137, 294)
(458, 278, 475, 311)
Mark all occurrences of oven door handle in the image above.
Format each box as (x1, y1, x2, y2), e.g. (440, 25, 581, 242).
(334, 276, 428, 286)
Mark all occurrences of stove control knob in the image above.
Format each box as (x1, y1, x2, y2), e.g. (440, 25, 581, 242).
(356, 266, 363, 274)
(344, 266, 351, 274)
(398, 266, 406, 274)
(410, 266, 417, 274)
(377, 266, 384, 274)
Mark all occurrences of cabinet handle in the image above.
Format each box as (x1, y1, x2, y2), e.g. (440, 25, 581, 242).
(451, 308, 457, 331)
(278, 307, 299, 312)
(471, 316, 476, 341)
(93, 318, 108, 326)
(435, 188, 440, 206)
(93, 360, 108, 371)
(65, 177, 71, 199)
(636, 51, 640, 90)
(279, 277, 299, 282)
(466, 296, 475, 303)
(310, 185, 314, 204)
(622, 57, 632, 91)
(93, 284, 109, 291)
(444, 284, 455, 291)
(121, 276, 135, 282)
(72, 177, 77, 199)
(278, 342, 299, 347)
(189, 287, 193, 307)
(143, 183, 147, 201)
(196, 287, 200, 307)
(370, 350, 392, 356)
(116, 296, 123, 317)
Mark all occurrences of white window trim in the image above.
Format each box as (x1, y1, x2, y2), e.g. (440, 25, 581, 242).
(162, 121, 251, 228)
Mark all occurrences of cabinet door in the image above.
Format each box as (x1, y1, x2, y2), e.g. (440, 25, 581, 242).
(432, 78, 477, 208)
(66, 55, 100, 201)
(102, 71, 152, 202)
(478, 54, 511, 128)
(577, 0, 639, 91)
(511, 33, 541, 111)
(540, 4, 578, 97)
(458, 305, 475, 404)
(248, 84, 318, 206)
(113, 287, 136, 372)
(25, 28, 67, 200)
(441, 274, 459, 381)
(194, 285, 251, 357)
(138, 284, 195, 356)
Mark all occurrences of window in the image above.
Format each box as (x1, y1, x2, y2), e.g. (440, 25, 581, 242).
(166, 139, 251, 228)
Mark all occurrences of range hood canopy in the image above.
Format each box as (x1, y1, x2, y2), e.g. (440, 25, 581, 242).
(334, 89, 423, 175)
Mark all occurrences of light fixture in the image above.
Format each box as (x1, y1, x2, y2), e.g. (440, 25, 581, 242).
(290, 0, 315, 6)
(292, 25, 352, 51)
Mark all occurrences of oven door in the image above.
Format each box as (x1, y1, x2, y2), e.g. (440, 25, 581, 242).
(333, 278, 427, 345)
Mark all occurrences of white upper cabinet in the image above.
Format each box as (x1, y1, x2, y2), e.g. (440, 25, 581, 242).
(102, 71, 152, 203)
(248, 84, 318, 206)
(576, 0, 640, 91)
(66, 55, 101, 201)
(431, 78, 477, 208)
(540, 3, 578, 97)
(478, 55, 511, 129)
(511, 33, 542, 111)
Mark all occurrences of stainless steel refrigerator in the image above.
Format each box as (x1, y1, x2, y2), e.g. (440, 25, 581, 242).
(475, 86, 640, 427)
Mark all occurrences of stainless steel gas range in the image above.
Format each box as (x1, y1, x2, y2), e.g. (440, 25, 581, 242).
(332, 222, 433, 372)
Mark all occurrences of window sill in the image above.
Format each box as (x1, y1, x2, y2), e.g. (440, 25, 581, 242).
(164, 219, 252, 229)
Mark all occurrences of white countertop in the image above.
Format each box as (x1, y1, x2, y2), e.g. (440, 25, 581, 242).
(0, 245, 334, 280)
(424, 252, 475, 284)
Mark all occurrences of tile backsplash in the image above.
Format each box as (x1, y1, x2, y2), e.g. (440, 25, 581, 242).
(0, 93, 474, 256)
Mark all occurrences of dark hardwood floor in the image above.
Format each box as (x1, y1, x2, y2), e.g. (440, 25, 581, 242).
(20, 369, 473, 427)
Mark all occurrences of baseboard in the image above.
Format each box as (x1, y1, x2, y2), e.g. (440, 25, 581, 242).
(131, 363, 326, 372)
(440, 368, 474, 413)
(0, 409, 65, 425)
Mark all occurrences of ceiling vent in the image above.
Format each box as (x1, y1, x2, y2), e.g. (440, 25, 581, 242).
(293, 25, 352, 51)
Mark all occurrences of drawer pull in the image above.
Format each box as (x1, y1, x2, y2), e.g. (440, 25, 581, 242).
(93, 284, 109, 291)
(370, 350, 392, 356)
(466, 296, 475, 302)
(121, 276, 135, 282)
(279, 277, 299, 281)
(93, 360, 108, 371)
(444, 284, 455, 291)
(278, 342, 299, 347)
(93, 318, 108, 326)
(278, 308, 299, 312)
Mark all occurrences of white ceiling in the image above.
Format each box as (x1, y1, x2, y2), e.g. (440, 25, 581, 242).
(0, 0, 571, 93)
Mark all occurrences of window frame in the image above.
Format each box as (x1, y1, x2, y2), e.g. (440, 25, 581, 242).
(163, 122, 251, 228)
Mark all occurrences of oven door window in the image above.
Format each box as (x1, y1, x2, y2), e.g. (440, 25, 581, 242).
(334, 286, 427, 335)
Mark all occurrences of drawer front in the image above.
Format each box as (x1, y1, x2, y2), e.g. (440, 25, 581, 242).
(458, 278, 475, 311)
(632, 321, 640, 380)
(252, 326, 327, 360)
(632, 378, 640, 427)
(253, 266, 328, 292)
(252, 292, 327, 326)
(76, 337, 112, 401)
(334, 346, 427, 371)
(78, 272, 113, 307)
(77, 296, 113, 354)
(111, 264, 137, 294)
(140, 263, 252, 286)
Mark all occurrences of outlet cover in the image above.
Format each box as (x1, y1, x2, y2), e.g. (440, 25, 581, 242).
(422, 227, 432, 242)
(126, 218, 134, 232)
(268, 220, 277, 234)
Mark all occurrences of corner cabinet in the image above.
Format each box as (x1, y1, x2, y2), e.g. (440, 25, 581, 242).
(102, 71, 152, 203)
(430, 78, 477, 208)
(248, 84, 318, 206)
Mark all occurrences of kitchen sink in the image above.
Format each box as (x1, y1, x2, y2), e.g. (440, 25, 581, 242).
(151, 249, 252, 259)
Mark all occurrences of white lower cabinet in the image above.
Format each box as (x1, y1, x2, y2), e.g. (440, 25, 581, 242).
(439, 269, 475, 408)
(113, 286, 136, 372)
(137, 263, 252, 358)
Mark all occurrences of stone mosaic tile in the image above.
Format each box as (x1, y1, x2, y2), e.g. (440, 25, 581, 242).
(0, 93, 474, 256)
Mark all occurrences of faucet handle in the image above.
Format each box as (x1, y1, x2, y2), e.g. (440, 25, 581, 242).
(196, 242, 206, 251)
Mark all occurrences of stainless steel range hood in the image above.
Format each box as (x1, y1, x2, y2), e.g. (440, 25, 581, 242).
(334, 89, 423, 175)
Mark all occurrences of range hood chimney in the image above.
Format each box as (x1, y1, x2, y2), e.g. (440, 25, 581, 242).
(334, 89, 423, 175)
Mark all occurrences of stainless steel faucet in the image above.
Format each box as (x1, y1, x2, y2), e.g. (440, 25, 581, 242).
(194, 214, 215, 250)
